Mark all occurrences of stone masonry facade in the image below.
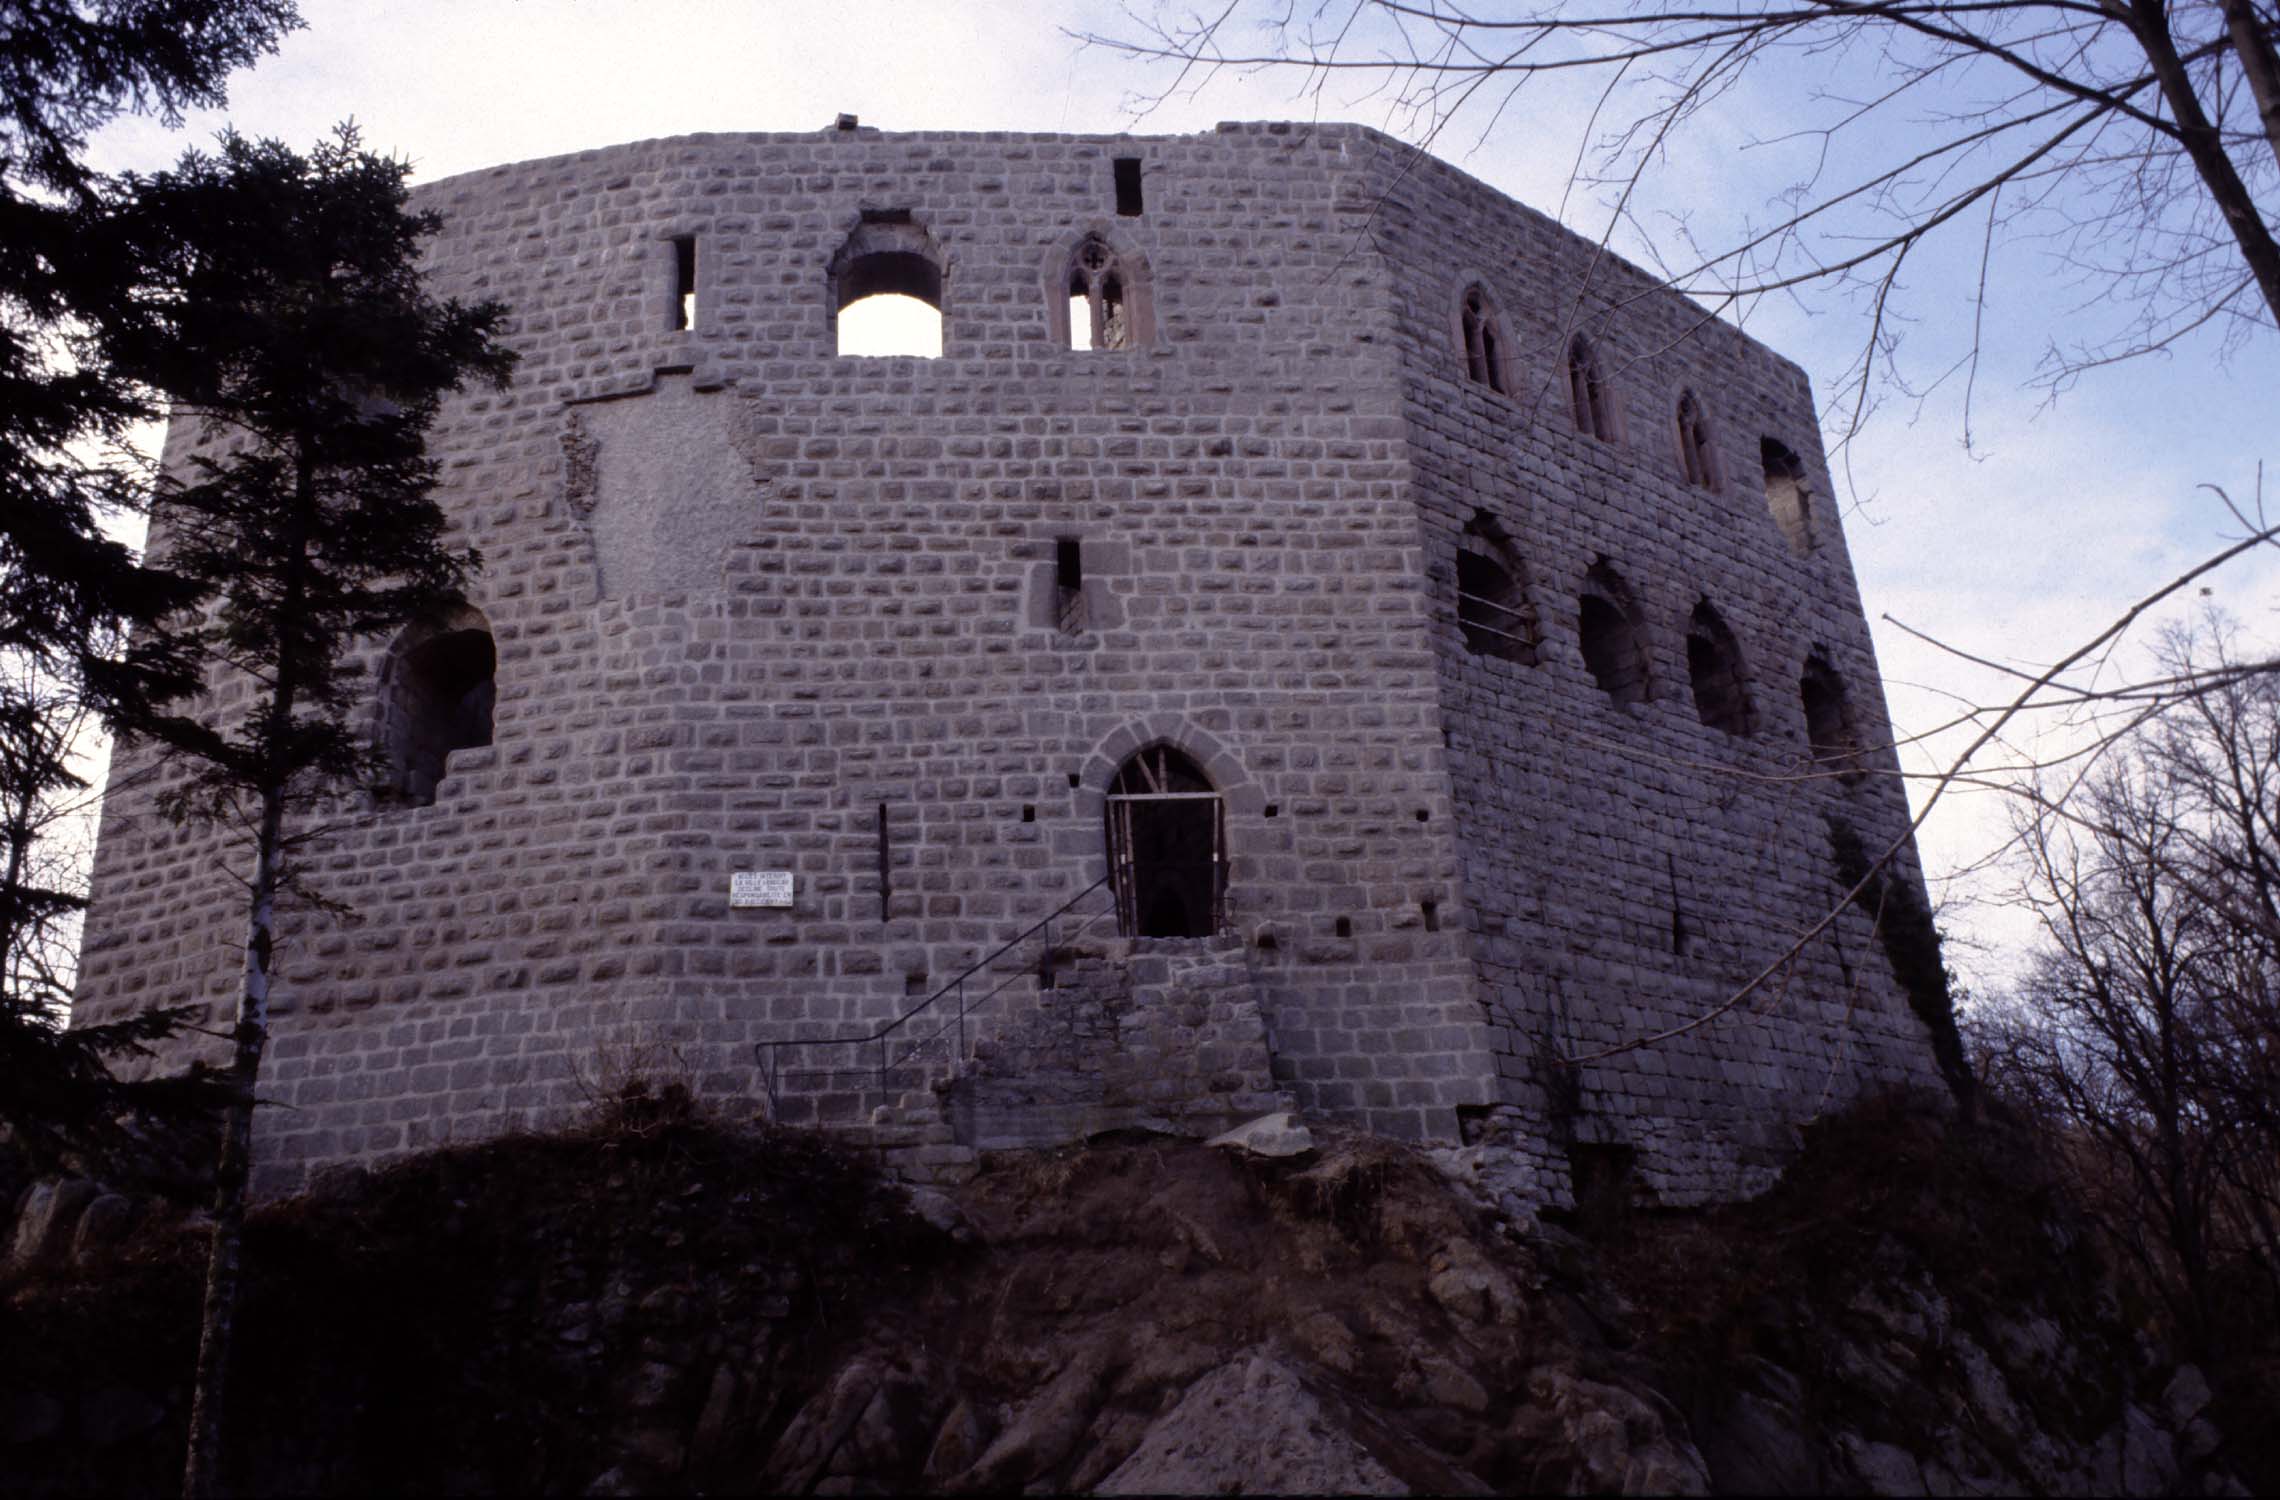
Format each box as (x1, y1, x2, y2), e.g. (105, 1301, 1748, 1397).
(73, 120, 1945, 1203)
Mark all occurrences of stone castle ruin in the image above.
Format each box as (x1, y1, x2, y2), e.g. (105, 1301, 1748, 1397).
(73, 120, 1947, 1205)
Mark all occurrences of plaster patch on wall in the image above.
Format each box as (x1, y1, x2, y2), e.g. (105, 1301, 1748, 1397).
(576, 374, 764, 598)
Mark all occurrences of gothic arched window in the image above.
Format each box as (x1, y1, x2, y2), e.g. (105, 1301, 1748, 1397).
(1459, 283, 1508, 393)
(1067, 235, 1145, 351)
(1568, 336, 1614, 440)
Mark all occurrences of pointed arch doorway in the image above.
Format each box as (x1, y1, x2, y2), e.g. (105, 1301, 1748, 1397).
(1105, 745, 1226, 938)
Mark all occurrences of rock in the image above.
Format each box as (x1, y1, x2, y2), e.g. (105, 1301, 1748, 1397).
(1696, 1381, 1820, 1496)
(69, 1194, 137, 1265)
(959, 1348, 1112, 1490)
(1421, 1356, 1490, 1415)
(2120, 1402, 2180, 1496)
(1293, 1310, 1361, 1376)
(1205, 1112, 1315, 1158)
(1426, 1238, 1524, 1327)
(762, 1354, 891, 1492)
(2164, 1365, 2214, 1429)
(6, 1179, 100, 1274)
(904, 1186, 974, 1243)
(921, 1398, 990, 1487)
(1507, 1368, 1711, 1496)
(0, 1392, 63, 1445)
(1095, 1350, 1410, 1496)
(1837, 1432, 1926, 1495)
(79, 1387, 165, 1445)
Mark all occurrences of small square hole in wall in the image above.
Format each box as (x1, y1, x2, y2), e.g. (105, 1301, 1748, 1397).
(1068, 771, 1082, 789)
(1422, 901, 1440, 932)
(904, 972, 928, 997)
(1021, 805, 1035, 823)
(1256, 929, 1278, 952)
(1264, 803, 1280, 818)
(1114, 157, 1143, 216)
(1335, 916, 1352, 938)
(1415, 808, 1430, 822)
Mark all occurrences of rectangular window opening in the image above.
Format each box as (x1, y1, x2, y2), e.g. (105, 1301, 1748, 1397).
(1114, 157, 1144, 216)
(672, 236, 697, 331)
(1054, 536, 1087, 633)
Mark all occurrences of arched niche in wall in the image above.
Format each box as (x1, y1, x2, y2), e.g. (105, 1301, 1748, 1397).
(1762, 437, 1815, 555)
(829, 211, 946, 357)
(1675, 389, 1721, 490)
(1047, 231, 1155, 351)
(1105, 744, 1225, 939)
(1455, 512, 1539, 664)
(1800, 648, 1864, 782)
(1685, 599, 1756, 736)
(1578, 561, 1653, 707)
(375, 603, 496, 807)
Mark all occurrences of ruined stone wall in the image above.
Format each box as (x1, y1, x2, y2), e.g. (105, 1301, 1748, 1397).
(74, 122, 1944, 1202)
(1356, 138, 1947, 1203)
(76, 124, 1501, 1195)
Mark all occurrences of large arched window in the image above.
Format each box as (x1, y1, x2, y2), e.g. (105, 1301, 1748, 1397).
(1579, 562, 1652, 707)
(1568, 336, 1615, 440)
(1457, 282, 1509, 394)
(1686, 600, 1756, 736)
(1801, 650, 1863, 781)
(376, 604, 495, 806)
(1455, 513, 1538, 664)
(830, 212, 945, 357)
(1762, 437, 1815, 555)
(1675, 390, 1720, 489)
(1105, 745, 1225, 938)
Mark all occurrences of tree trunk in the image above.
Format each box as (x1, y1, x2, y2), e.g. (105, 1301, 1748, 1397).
(180, 778, 286, 1499)
(183, 454, 314, 1500)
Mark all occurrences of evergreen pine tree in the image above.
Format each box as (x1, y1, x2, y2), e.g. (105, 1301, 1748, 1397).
(96, 125, 515, 1496)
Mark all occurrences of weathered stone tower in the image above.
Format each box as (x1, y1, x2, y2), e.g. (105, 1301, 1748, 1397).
(74, 120, 1946, 1202)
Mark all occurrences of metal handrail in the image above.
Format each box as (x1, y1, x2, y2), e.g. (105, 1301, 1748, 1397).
(752, 874, 1114, 1117)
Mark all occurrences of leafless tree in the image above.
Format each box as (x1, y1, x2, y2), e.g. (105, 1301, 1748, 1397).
(1081, 0, 2280, 439)
(1977, 617, 2280, 1354)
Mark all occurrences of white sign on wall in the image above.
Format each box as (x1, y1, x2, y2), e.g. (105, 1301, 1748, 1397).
(730, 870, 795, 909)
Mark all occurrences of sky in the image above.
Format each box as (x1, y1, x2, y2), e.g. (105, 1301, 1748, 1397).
(81, 0, 2280, 993)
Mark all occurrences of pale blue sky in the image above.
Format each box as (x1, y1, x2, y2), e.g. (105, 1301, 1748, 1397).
(85, 0, 2280, 984)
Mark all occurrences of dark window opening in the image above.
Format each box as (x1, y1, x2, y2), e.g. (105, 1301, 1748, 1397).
(1578, 565, 1651, 707)
(1114, 156, 1144, 216)
(671, 236, 696, 331)
(1021, 804, 1035, 823)
(1802, 652, 1863, 782)
(1456, 516, 1538, 663)
(1568, 336, 1613, 440)
(1068, 771, 1082, 789)
(1460, 285, 1505, 393)
(1067, 236, 1135, 351)
(1763, 437, 1814, 555)
(1685, 600, 1756, 736)
(905, 972, 929, 997)
(377, 610, 496, 807)
(1263, 803, 1279, 818)
(1054, 536, 1087, 632)
(1335, 915, 1353, 938)
(1415, 809, 1429, 822)
(1676, 391, 1719, 489)
(1105, 745, 1225, 939)
(1422, 901, 1440, 932)
(1256, 929, 1278, 952)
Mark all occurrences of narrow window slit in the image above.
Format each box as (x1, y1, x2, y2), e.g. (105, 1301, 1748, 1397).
(1054, 537, 1087, 632)
(1114, 157, 1144, 216)
(672, 236, 697, 331)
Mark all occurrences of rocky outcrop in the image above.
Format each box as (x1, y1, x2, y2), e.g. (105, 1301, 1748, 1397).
(0, 1092, 2258, 1495)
